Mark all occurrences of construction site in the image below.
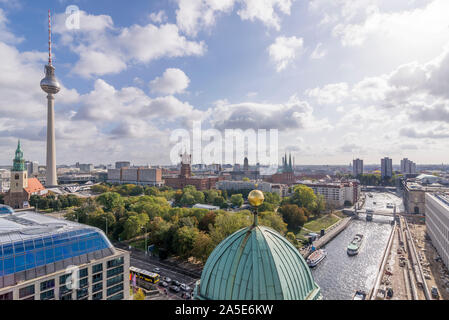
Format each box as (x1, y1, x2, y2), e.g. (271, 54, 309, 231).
(372, 215, 449, 300)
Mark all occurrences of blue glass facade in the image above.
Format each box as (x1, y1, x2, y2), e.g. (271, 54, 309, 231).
(0, 229, 111, 276)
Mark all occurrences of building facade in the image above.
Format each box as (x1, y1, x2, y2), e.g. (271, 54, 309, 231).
(107, 167, 163, 187)
(381, 157, 393, 179)
(400, 158, 417, 174)
(425, 193, 449, 269)
(353, 159, 363, 176)
(0, 210, 130, 300)
(0, 169, 10, 193)
(216, 180, 289, 197)
(115, 161, 131, 169)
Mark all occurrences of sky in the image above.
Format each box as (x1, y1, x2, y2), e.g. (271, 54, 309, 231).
(0, 0, 449, 166)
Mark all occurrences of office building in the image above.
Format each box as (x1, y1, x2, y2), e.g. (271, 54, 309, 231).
(381, 157, 393, 179)
(25, 161, 39, 178)
(216, 180, 289, 197)
(400, 158, 417, 174)
(0, 208, 130, 300)
(353, 159, 363, 176)
(0, 169, 10, 193)
(164, 152, 223, 190)
(425, 193, 449, 269)
(107, 167, 163, 187)
(115, 162, 131, 169)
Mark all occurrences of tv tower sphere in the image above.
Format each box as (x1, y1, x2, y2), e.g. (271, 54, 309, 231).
(40, 64, 61, 94)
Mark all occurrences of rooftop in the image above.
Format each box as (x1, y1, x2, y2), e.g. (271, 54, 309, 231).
(0, 210, 114, 278)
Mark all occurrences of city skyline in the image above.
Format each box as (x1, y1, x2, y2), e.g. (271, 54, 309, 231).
(1, 0, 449, 166)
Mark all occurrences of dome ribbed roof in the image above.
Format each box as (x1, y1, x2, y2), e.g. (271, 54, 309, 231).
(195, 225, 321, 300)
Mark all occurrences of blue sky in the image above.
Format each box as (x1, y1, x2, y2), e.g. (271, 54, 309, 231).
(1, 0, 449, 166)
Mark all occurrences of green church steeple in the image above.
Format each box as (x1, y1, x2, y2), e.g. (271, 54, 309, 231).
(12, 140, 25, 172)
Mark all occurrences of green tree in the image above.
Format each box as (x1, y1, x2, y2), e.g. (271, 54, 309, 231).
(91, 184, 109, 194)
(278, 204, 308, 231)
(230, 194, 244, 207)
(130, 185, 144, 196)
(134, 288, 145, 300)
(198, 211, 216, 232)
(286, 232, 298, 246)
(173, 226, 199, 258)
(290, 185, 317, 212)
(259, 211, 287, 234)
(96, 192, 124, 212)
(191, 232, 214, 262)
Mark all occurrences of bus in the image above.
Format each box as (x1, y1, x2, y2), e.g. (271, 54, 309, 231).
(129, 266, 160, 288)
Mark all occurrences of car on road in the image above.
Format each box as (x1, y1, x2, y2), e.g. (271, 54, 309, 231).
(169, 285, 180, 293)
(180, 284, 191, 292)
(153, 267, 161, 273)
(431, 286, 440, 299)
(159, 281, 168, 287)
(163, 276, 172, 283)
(171, 280, 181, 287)
(182, 292, 192, 299)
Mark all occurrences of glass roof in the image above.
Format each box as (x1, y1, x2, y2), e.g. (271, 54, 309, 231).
(0, 211, 113, 277)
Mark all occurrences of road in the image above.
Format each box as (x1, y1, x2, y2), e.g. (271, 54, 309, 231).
(113, 242, 200, 300)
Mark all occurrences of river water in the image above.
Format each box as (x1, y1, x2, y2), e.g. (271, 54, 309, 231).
(311, 192, 400, 300)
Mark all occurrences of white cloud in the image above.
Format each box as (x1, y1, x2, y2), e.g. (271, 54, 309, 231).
(149, 10, 168, 24)
(53, 10, 206, 78)
(305, 83, 349, 104)
(268, 36, 304, 72)
(175, 0, 294, 37)
(150, 68, 190, 95)
(209, 95, 319, 131)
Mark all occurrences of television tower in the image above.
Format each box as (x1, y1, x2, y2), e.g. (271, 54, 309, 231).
(40, 10, 61, 187)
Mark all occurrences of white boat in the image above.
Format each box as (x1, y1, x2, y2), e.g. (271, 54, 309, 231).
(307, 249, 327, 267)
(347, 234, 364, 256)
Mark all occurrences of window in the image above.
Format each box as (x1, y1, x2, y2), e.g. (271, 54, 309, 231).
(60, 293, 72, 300)
(40, 279, 55, 291)
(107, 292, 124, 300)
(92, 263, 103, 274)
(79, 277, 88, 288)
(107, 284, 123, 297)
(107, 274, 123, 288)
(60, 285, 71, 295)
(77, 288, 88, 300)
(79, 268, 88, 278)
(40, 290, 54, 300)
(0, 292, 13, 300)
(92, 282, 103, 293)
(107, 266, 124, 278)
(60, 273, 71, 285)
(92, 273, 103, 284)
(19, 285, 35, 299)
(92, 292, 103, 300)
(107, 257, 124, 269)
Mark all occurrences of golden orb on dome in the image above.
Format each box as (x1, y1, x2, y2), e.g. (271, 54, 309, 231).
(248, 190, 264, 207)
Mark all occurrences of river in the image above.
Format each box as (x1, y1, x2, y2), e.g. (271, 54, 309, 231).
(311, 192, 400, 300)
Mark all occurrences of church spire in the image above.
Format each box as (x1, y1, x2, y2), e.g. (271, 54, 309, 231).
(13, 140, 25, 172)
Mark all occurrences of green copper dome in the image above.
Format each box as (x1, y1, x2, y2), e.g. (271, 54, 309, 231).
(194, 224, 321, 300)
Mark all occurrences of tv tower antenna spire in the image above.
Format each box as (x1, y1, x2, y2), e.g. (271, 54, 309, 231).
(48, 9, 52, 65)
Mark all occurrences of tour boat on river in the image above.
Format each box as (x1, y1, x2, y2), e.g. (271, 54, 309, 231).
(307, 249, 327, 267)
(347, 234, 364, 256)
